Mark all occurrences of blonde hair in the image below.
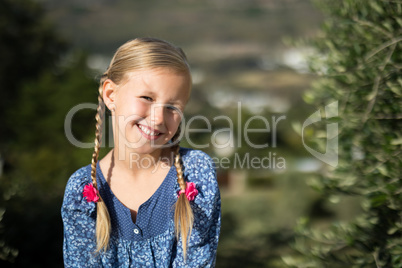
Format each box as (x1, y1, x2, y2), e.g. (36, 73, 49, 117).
(90, 38, 193, 258)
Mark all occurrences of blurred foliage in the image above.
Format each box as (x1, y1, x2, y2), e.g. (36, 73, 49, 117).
(217, 171, 320, 268)
(284, 0, 402, 267)
(0, 0, 66, 141)
(0, 0, 97, 266)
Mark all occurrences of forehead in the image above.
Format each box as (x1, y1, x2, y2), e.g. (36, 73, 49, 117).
(121, 68, 192, 101)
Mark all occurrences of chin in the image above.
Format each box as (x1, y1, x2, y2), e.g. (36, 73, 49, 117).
(132, 143, 166, 155)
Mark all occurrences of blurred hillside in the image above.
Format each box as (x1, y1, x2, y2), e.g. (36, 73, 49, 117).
(42, 0, 323, 109)
(43, 0, 322, 52)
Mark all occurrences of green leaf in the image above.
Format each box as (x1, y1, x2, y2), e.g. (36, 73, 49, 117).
(370, 1, 384, 14)
(377, 166, 389, 177)
(291, 121, 302, 136)
(396, 17, 402, 27)
(389, 85, 402, 96)
(388, 227, 398, 235)
(371, 193, 387, 207)
(391, 138, 402, 145)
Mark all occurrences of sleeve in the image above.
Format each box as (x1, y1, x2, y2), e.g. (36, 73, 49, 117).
(61, 168, 102, 267)
(172, 150, 222, 268)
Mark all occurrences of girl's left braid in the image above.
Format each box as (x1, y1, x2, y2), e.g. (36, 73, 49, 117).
(91, 73, 107, 186)
(91, 74, 111, 253)
(91, 93, 104, 188)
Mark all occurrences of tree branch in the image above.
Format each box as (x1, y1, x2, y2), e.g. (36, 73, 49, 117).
(363, 43, 396, 122)
(365, 37, 402, 61)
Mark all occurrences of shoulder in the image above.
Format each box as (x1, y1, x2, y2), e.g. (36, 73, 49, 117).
(179, 147, 219, 196)
(179, 149, 221, 242)
(62, 165, 95, 213)
(180, 147, 216, 173)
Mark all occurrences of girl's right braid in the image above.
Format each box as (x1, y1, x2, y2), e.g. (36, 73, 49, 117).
(90, 75, 111, 253)
(173, 143, 194, 260)
(174, 145, 186, 191)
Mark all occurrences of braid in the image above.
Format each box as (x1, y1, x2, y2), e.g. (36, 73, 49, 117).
(174, 144, 186, 190)
(173, 143, 194, 260)
(90, 76, 111, 253)
(90, 94, 104, 188)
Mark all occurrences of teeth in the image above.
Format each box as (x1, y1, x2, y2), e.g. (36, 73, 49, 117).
(138, 125, 158, 136)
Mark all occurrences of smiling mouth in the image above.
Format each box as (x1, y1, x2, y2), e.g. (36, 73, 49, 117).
(137, 124, 162, 137)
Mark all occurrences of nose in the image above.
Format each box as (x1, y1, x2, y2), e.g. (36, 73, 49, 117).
(150, 104, 165, 126)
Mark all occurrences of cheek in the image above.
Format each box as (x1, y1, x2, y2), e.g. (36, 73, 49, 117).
(132, 101, 149, 116)
(167, 113, 183, 132)
(117, 99, 149, 119)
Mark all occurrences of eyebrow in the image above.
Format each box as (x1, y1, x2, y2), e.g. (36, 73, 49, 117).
(139, 91, 155, 97)
(168, 101, 185, 110)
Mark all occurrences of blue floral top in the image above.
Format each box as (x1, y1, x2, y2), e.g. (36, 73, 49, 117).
(62, 148, 221, 267)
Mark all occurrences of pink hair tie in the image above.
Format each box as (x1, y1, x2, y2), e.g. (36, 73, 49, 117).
(177, 182, 198, 201)
(83, 183, 100, 203)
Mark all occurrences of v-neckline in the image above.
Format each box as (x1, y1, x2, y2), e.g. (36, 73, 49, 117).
(96, 162, 175, 225)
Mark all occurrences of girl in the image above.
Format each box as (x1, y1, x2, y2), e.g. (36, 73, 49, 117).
(62, 38, 221, 267)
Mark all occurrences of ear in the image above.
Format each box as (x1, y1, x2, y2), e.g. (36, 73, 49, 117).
(103, 79, 117, 111)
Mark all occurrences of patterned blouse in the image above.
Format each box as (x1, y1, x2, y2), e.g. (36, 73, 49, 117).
(62, 148, 221, 267)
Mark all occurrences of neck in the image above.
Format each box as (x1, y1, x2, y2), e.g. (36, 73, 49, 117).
(112, 146, 174, 176)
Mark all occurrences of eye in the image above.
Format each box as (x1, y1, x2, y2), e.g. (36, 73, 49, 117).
(167, 105, 180, 113)
(141, 96, 153, 102)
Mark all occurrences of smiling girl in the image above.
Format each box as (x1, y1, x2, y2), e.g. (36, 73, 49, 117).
(62, 38, 221, 267)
